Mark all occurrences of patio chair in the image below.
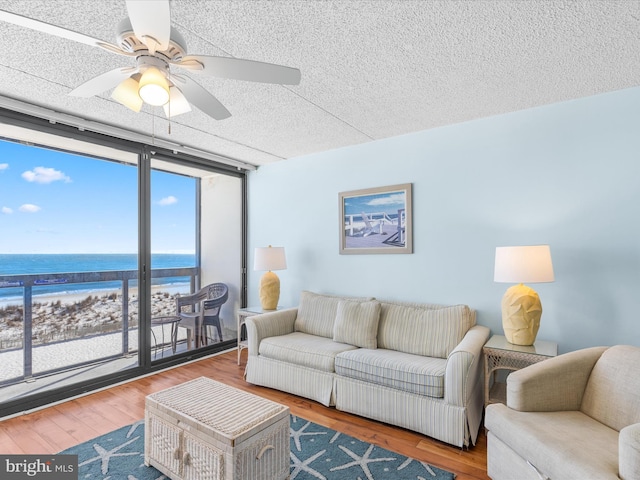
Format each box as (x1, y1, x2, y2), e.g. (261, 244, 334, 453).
(176, 283, 228, 349)
(202, 284, 229, 344)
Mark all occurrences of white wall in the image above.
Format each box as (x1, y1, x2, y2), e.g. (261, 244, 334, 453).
(201, 174, 243, 335)
(248, 86, 640, 354)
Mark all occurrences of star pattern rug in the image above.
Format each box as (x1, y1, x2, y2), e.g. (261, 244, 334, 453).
(60, 416, 456, 479)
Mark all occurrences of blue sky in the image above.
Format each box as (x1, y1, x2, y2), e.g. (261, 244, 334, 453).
(0, 139, 195, 254)
(344, 190, 406, 217)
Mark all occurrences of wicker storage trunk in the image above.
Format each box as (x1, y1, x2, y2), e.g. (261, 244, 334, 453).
(145, 377, 290, 480)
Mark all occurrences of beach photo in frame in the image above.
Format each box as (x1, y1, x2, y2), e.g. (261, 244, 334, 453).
(339, 183, 413, 255)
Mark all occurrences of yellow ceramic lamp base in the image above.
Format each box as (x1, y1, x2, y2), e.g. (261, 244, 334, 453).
(259, 271, 280, 310)
(501, 283, 542, 346)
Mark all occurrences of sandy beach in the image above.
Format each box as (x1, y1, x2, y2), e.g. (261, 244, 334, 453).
(0, 282, 241, 386)
(0, 284, 188, 350)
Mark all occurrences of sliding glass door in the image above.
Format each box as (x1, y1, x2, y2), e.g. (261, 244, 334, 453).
(0, 126, 140, 402)
(0, 116, 246, 416)
(149, 157, 242, 359)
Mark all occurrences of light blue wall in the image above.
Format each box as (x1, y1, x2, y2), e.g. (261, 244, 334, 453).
(248, 87, 640, 354)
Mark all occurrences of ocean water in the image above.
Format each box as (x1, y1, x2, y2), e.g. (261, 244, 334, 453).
(0, 253, 195, 301)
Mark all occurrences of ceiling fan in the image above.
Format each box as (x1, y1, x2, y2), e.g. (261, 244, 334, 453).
(0, 0, 301, 120)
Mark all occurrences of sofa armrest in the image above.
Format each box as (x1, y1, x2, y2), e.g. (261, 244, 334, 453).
(246, 308, 298, 356)
(444, 325, 490, 406)
(620, 423, 640, 480)
(507, 346, 608, 412)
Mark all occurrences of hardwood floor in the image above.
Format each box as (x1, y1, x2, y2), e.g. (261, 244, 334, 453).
(0, 350, 489, 480)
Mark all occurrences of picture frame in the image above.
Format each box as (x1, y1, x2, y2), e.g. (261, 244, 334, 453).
(339, 183, 413, 255)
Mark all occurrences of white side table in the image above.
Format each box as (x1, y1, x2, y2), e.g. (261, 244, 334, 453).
(237, 306, 287, 365)
(483, 334, 558, 407)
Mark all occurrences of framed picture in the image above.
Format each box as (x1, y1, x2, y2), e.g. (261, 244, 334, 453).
(339, 183, 413, 255)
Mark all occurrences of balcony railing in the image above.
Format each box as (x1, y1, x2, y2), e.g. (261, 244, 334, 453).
(0, 267, 198, 385)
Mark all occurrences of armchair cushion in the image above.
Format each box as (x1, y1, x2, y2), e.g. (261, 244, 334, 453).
(581, 345, 640, 431)
(485, 405, 619, 479)
(620, 423, 640, 480)
(506, 346, 607, 412)
(332, 300, 381, 349)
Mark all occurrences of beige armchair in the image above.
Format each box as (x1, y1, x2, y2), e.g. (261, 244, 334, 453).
(485, 345, 640, 480)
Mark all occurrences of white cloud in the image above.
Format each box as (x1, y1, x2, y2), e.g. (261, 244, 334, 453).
(22, 166, 71, 184)
(158, 195, 178, 206)
(366, 193, 405, 206)
(1, 206, 12, 214)
(19, 204, 41, 213)
(0, 163, 8, 171)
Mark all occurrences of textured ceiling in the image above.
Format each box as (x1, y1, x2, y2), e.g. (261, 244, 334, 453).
(0, 1, 638, 168)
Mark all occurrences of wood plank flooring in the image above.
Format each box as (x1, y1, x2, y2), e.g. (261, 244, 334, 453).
(0, 350, 489, 480)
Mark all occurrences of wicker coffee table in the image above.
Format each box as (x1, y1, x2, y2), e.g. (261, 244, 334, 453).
(145, 377, 290, 480)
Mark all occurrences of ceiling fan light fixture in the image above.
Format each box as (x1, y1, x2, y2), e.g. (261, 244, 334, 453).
(163, 86, 191, 118)
(111, 75, 143, 112)
(138, 66, 170, 106)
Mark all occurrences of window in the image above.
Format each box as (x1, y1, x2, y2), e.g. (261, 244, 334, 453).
(148, 158, 242, 360)
(0, 116, 245, 416)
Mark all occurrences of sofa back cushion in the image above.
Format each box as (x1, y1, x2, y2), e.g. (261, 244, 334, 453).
(333, 300, 381, 349)
(295, 291, 373, 338)
(581, 345, 640, 431)
(377, 303, 474, 358)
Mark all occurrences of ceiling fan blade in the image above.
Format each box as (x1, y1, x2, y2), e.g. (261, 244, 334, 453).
(177, 55, 301, 85)
(126, 0, 170, 53)
(171, 76, 231, 120)
(69, 67, 137, 98)
(0, 9, 129, 56)
(163, 86, 192, 118)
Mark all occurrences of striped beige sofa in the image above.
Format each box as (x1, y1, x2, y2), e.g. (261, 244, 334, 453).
(485, 345, 640, 480)
(245, 291, 490, 447)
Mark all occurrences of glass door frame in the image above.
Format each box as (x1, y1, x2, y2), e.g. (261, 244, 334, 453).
(0, 107, 248, 418)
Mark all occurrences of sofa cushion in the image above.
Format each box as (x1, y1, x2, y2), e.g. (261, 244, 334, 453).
(295, 291, 373, 338)
(259, 332, 357, 372)
(581, 345, 640, 431)
(333, 300, 381, 349)
(335, 348, 446, 398)
(377, 303, 473, 358)
(486, 405, 619, 480)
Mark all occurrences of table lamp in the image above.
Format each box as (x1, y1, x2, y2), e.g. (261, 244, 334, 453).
(494, 245, 554, 346)
(254, 246, 287, 310)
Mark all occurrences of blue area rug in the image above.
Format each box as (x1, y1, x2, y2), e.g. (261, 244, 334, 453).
(60, 416, 455, 479)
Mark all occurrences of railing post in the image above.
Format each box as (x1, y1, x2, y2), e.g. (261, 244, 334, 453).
(122, 278, 129, 356)
(23, 285, 33, 381)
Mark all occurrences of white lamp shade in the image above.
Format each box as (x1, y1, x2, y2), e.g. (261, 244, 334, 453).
(111, 76, 143, 112)
(138, 67, 170, 106)
(163, 86, 192, 118)
(254, 246, 287, 271)
(494, 245, 555, 283)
